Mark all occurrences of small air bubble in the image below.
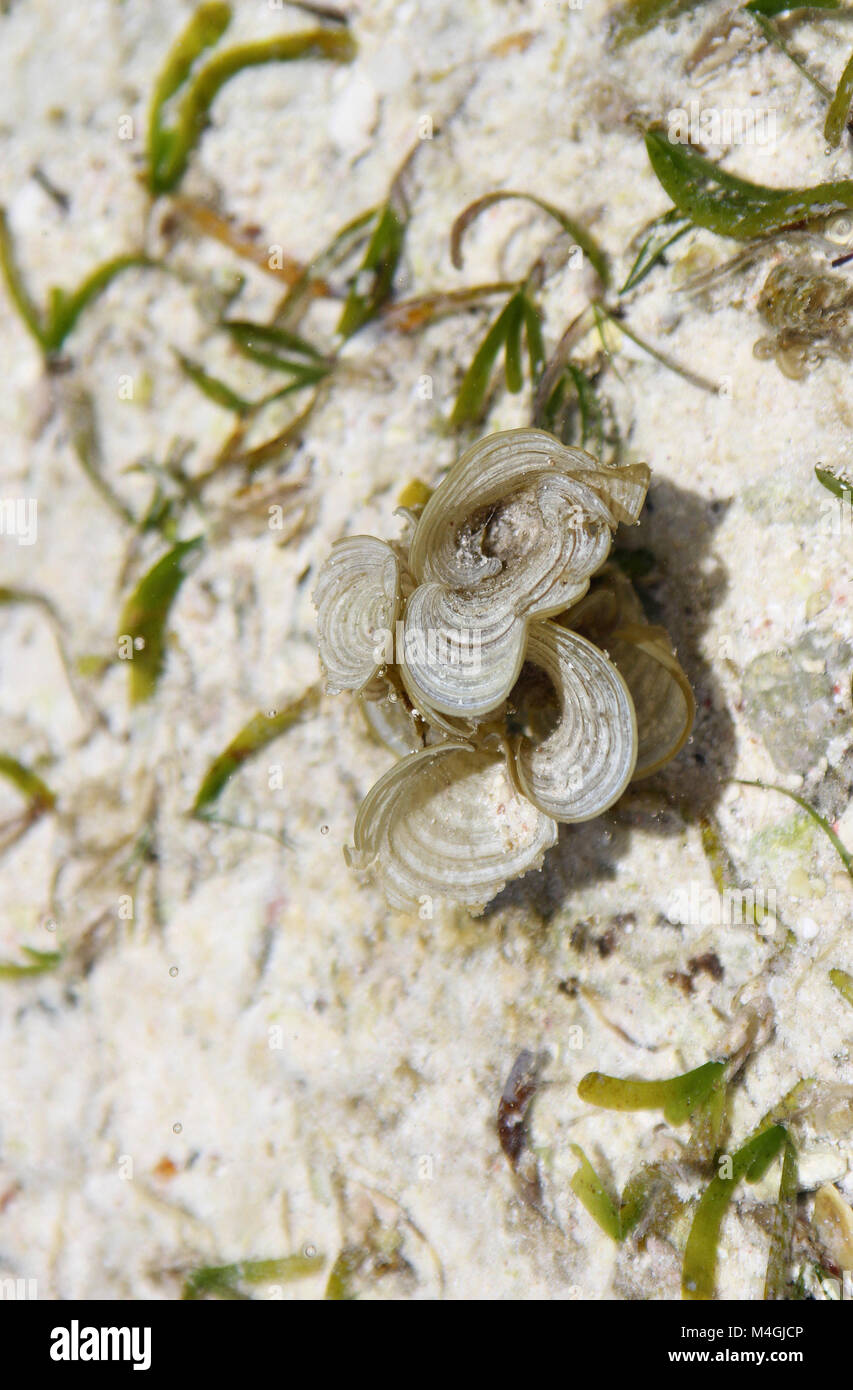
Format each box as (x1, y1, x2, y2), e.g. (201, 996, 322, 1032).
(303, 1243, 317, 1258)
(44, 917, 57, 932)
(172, 1122, 182, 1134)
(169, 966, 179, 977)
(320, 825, 329, 835)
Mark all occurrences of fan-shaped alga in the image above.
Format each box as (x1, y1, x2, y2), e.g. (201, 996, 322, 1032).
(314, 427, 694, 911)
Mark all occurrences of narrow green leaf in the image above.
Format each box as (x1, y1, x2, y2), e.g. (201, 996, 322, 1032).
(254, 373, 329, 403)
(150, 24, 356, 194)
(645, 126, 853, 239)
(700, 813, 742, 896)
(175, 350, 252, 413)
(336, 200, 407, 340)
(578, 1060, 726, 1126)
(384, 282, 516, 331)
(450, 292, 520, 427)
(536, 358, 610, 452)
(274, 207, 375, 331)
(738, 779, 853, 877)
(253, 376, 324, 407)
(221, 321, 331, 382)
(238, 1254, 323, 1284)
(0, 946, 63, 980)
(621, 209, 692, 292)
(288, 2, 350, 21)
(569, 1144, 623, 1241)
(610, 0, 676, 45)
(534, 367, 568, 437)
(236, 350, 330, 386)
(745, 0, 839, 15)
(220, 385, 323, 473)
(0, 588, 90, 712)
(43, 256, 151, 353)
(132, 481, 178, 543)
(191, 687, 321, 815)
(830, 968, 853, 1007)
(761, 1077, 820, 1129)
(450, 190, 609, 287)
(1, 211, 149, 356)
(666, 1062, 727, 1127)
(764, 1139, 799, 1300)
(746, 8, 833, 99)
(183, 1252, 323, 1299)
(325, 1248, 366, 1300)
(593, 299, 719, 393)
(67, 387, 135, 524)
(0, 206, 46, 346)
(148, 2, 232, 191)
(521, 294, 545, 384)
(118, 539, 203, 704)
(682, 1125, 787, 1300)
(745, 1129, 786, 1183)
(502, 293, 525, 393)
(815, 464, 853, 499)
(0, 586, 55, 611)
(0, 755, 56, 813)
(692, 1068, 728, 1160)
(222, 319, 327, 363)
(569, 363, 603, 452)
(610, 0, 715, 47)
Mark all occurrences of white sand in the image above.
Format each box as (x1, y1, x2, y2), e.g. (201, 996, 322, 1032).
(0, 0, 851, 1299)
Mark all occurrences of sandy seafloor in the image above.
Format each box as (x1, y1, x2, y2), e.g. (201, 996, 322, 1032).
(0, 0, 852, 1300)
